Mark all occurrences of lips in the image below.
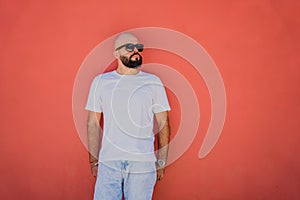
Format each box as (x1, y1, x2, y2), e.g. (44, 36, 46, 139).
(132, 56, 139, 60)
(130, 53, 140, 60)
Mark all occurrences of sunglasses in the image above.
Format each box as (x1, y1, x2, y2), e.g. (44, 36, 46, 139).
(115, 43, 144, 52)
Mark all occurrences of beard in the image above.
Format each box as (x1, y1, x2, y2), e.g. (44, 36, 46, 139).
(120, 52, 143, 68)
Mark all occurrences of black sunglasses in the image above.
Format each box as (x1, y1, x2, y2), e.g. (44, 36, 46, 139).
(115, 43, 144, 52)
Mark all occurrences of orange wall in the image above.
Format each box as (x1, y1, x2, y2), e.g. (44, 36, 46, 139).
(1, 0, 300, 199)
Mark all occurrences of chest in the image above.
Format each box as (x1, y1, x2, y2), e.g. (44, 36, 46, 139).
(100, 79, 153, 106)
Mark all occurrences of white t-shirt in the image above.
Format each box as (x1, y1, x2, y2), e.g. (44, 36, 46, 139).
(85, 70, 171, 162)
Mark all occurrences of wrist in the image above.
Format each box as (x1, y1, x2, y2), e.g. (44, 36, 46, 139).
(156, 159, 166, 168)
(90, 161, 98, 167)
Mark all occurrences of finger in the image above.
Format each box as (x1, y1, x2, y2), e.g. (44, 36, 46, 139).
(159, 174, 163, 180)
(157, 174, 163, 181)
(92, 168, 97, 177)
(94, 169, 98, 177)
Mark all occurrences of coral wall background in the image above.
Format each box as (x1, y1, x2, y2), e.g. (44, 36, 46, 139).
(1, 0, 299, 199)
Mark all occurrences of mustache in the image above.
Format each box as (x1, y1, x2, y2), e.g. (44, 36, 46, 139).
(130, 52, 141, 59)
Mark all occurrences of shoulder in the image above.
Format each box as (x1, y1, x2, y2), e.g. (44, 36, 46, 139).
(93, 71, 116, 81)
(140, 71, 162, 83)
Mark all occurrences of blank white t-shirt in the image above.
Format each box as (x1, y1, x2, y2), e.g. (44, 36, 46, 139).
(85, 70, 171, 162)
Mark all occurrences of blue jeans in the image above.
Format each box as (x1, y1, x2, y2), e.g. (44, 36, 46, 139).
(94, 160, 157, 200)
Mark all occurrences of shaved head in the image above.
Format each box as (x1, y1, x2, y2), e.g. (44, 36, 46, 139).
(114, 32, 139, 50)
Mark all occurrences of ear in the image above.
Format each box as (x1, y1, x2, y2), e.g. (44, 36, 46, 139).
(113, 51, 119, 58)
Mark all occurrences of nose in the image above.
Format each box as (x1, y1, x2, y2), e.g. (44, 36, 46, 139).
(133, 47, 139, 53)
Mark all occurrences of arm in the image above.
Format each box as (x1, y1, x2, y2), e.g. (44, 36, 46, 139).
(87, 111, 101, 177)
(155, 111, 170, 181)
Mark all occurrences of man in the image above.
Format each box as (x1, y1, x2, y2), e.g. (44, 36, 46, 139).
(85, 32, 171, 200)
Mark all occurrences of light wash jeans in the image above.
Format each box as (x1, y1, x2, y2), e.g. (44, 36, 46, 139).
(94, 160, 157, 200)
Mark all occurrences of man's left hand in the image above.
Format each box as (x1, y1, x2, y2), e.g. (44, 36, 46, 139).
(156, 168, 165, 181)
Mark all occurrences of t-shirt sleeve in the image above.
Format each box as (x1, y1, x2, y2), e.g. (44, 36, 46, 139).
(85, 76, 103, 113)
(152, 77, 171, 113)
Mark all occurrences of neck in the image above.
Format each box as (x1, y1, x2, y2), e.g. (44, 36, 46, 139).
(116, 61, 140, 75)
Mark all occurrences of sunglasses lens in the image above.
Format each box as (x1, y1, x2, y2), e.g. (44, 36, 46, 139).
(136, 44, 144, 52)
(126, 44, 134, 52)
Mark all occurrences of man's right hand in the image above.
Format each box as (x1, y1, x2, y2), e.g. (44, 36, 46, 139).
(91, 165, 98, 177)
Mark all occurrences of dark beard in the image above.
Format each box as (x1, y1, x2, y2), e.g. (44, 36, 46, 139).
(120, 52, 143, 68)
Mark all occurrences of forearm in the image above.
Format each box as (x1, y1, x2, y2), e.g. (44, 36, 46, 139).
(87, 123, 100, 163)
(157, 118, 170, 161)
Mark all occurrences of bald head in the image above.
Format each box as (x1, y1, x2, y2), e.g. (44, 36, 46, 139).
(114, 33, 139, 50)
